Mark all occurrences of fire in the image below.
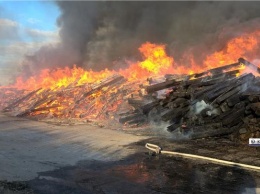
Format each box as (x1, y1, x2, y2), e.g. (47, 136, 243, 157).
(2, 31, 260, 120)
(11, 66, 116, 90)
(203, 30, 260, 70)
(120, 42, 175, 81)
(2, 43, 176, 119)
(178, 30, 260, 77)
(9, 32, 260, 92)
(7, 42, 174, 91)
(138, 42, 173, 73)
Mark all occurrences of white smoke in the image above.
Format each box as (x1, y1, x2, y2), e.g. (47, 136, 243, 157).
(194, 100, 211, 114)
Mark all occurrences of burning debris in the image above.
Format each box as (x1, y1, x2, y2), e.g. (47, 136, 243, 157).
(0, 74, 138, 122)
(1, 41, 260, 143)
(121, 58, 260, 142)
(0, 42, 172, 121)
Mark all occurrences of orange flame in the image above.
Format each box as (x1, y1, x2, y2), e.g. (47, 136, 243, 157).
(120, 42, 174, 81)
(2, 32, 260, 120)
(138, 42, 173, 73)
(12, 66, 115, 90)
(4, 30, 260, 91)
(203, 31, 260, 69)
(7, 42, 174, 91)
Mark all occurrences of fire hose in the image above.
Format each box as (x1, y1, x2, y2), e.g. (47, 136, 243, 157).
(145, 143, 260, 172)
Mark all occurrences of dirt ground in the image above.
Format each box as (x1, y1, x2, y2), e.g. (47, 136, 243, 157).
(0, 113, 259, 194)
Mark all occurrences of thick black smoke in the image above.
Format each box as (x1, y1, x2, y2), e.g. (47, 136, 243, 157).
(22, 1, 260, 74)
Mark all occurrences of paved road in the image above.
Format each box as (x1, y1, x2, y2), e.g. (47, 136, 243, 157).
(0, 113, 148, 181)
(0, 113, 260, 194)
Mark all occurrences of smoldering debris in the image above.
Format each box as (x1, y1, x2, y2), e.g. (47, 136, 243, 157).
(121, 58, 260, 142)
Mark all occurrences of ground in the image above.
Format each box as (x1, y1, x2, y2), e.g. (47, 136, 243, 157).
(0, 113, 259, 194)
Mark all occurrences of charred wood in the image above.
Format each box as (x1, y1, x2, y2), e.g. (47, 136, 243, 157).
(126, 116, 147, 125)
(182, 76, 210, 88)
(236, 73, 255, 82)
(234, 101, 246, 109)
(245, 109, 252, 115)
(220, 102, 231, 113)
(127, 98, 146, 108)
(171, 98, 189, 108)
(161, 106, 189, 122)
(139, 101, 160, 115)
(250, 102, 260, 113)
(248, 95, 259, 103)
(145, 79, 181, 93)
(240, 92, 260, 100)
(193, 77, 225, 87)
(167, 123, 180, 132)
(215, 83, 247, 104)
(215, 109, 234, 122)
(210, 69, 239, 80)
(207, 75, 252, 103)
(191, 82, 225, 100)
(119, 113, 143, 123)
(208, 62, 240, 74)
(222, 107, 245, 127)
(204, 83, 232, 102)
(170, 92, 191, 99)
(226, 95, 241, 107)
(190, 122, 242, 139)
(202, 77, 238, 101)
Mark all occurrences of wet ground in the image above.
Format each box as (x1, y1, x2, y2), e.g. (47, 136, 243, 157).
(0, 113, 260, 194)
(28, 153, 260, 194)
(2, 145, 260, 194)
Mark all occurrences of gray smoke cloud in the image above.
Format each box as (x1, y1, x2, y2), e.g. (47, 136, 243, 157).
(21, 1, 260, 75)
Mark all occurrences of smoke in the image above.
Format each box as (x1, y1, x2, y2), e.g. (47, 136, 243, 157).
(21, 1, 260, 75)
(194, 100, 211, 115)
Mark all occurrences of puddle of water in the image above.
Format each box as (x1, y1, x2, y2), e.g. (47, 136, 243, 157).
(28, 153, 260, 194)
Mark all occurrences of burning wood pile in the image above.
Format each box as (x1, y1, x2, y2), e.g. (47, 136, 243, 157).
(1, 41, 260, 142)
(120, 58, 260, 142)
(0, 74, 141, 120)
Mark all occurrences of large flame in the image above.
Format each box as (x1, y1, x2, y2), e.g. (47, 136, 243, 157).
(7, 42, 174, 91)
(3, 31, 260, 91)
(1, 30, 260, 120)
(138, 42, 173, 73)
(13, 66, 115, 90)
(203, 31, 260, 69)
(119, 42, 175, 81)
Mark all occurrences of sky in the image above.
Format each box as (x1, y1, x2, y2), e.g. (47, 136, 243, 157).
(0, 1, 60, 85)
